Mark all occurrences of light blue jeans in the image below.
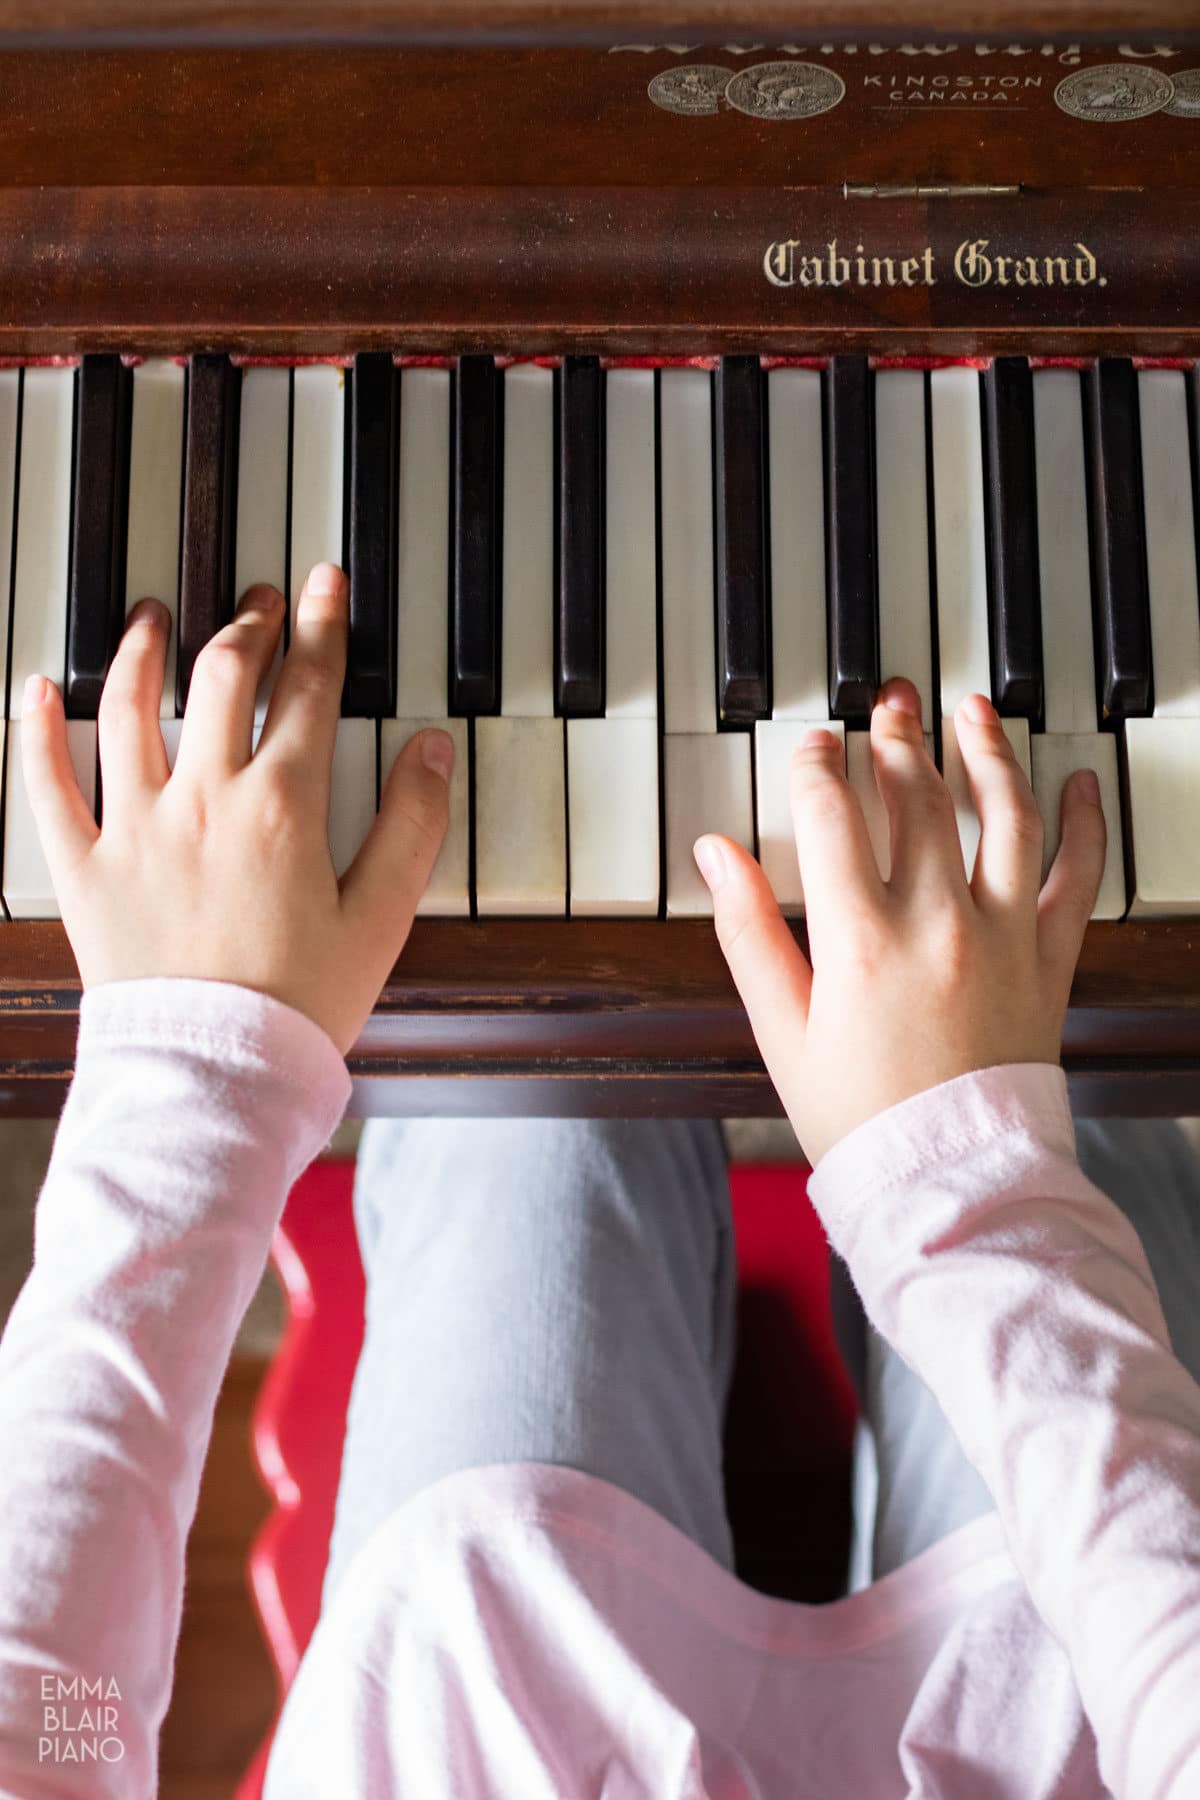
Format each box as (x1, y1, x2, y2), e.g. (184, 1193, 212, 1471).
(320, 1115, 1200, 1613)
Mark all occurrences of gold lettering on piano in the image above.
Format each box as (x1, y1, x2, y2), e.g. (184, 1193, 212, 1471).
(763, 237, 1106, 290)
(953, 239, 1104, 287)
(613, 43, 1181, 69)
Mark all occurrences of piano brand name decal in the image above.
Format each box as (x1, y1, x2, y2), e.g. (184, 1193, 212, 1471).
(763, 238, 1106, 290)
(615, 43, 1181, 68)
(867, 73, 1044, 101)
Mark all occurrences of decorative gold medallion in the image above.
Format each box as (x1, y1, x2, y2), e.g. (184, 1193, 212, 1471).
(1054, 64, 1174, 123)
(647, 65, 731, 116)
(724, 62, 846, 122)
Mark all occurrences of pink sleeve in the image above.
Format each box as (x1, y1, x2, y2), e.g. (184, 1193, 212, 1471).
(809, 1063, 1200, 1800)
(0, 978, 350, 1797)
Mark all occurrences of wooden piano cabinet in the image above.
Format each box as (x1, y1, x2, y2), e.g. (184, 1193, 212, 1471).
(3, 919, 1200, 1117)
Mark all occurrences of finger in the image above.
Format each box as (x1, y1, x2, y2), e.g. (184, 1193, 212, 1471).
(696, 834, 814, 1082)
(788, 727, 886, 938)
(868, 678, 964, 903)
(171, 585, 284, 784)
(96, 598, 171, 815)
(1037, 767, 1106, 975)
(256, 564, 349, 794)
(18, 677, 99, 896)
(954, 693, 1043, 914)
(340, 729, 452, 950)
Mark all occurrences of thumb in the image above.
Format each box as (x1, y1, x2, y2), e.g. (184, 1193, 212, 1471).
(340, 727, 452, 944)
(695, 833, 814, 1083)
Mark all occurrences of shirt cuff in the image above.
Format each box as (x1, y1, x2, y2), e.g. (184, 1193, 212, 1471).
(807, 1062, 1076, 1247)
(77, 976, 353, 1147)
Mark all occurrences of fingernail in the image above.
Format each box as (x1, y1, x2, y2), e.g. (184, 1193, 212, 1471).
(128, 597, 164, 628)
(960, 692, 996, 725)
(238, 583, 283, 614)
(419, 728, 454, 781)
(22, 674, 48, 710)
(797, 728, 840, 758)
(883, 683, 921, 718)
(694, 836, 726, 891)
(307, 562, 345, 597)
(1073, 768, 1101, 805)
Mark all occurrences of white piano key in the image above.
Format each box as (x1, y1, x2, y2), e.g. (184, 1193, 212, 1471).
(768, 369, 828, 721)
(660, 370, 716, 735)
(1139, 370, 1200, 719)
(395, 369, 451, 720)
(942, 713, 1032, 878)
(664, 732, 752, 917)
(931, 367, 990, 714)
(235, 367, 289, 597)
(567, 715, 659, 916)
(1125, 717, 1200, 915)
(846, 729, 893, 882)
(475, 716, 565, 915)
(605, 370, 658, 719)
(876, 370, 934, 727)
(2, 717, 96, 918)
(125, 358, 185, 717)
(1031, 732, 1125, 920)
(290, 364, 345, 607)
(380, 718, 469, 917)
(160, 716, 263, 775)
(235, 367, 291, 720)
(0, 373, 20, 716)
(501, 363, 554, 718)
(8, 368, 75, 715)
(1034, 370, 1099, 734)
(328, 718, 377, 881)
(755, 718, 845, 913)
(160, 716, 183, 771)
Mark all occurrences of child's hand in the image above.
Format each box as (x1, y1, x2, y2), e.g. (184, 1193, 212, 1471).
(20, 563, 452, 1055)
(696, 678, 1106, 1165)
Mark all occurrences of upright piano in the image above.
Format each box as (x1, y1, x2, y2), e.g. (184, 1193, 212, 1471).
(2, 1, 1200, 1116)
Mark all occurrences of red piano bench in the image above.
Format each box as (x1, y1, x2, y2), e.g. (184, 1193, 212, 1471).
(235, 1158, 859, 1799)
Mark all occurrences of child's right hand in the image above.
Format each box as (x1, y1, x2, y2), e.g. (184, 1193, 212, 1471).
(695, 678, 1107, 1166)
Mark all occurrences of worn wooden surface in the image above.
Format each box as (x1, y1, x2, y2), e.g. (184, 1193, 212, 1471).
(3, 918, 1200, 1114)
(0, 44, 1194, 352)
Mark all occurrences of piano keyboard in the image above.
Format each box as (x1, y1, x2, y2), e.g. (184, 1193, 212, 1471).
(2, 353, 1199, 922)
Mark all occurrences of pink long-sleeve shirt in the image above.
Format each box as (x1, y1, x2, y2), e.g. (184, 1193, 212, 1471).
(0, 979, 1198, 1798)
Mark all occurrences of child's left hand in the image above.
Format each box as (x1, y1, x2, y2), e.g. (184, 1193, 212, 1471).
(19, 561, 452, 1055)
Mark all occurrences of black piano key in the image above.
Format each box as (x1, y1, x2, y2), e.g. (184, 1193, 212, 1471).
(452, 354, 500, 715)
(824, 356, 879, 723)
(66, 354, 131, 718)
(177, 353, 240, 713)
(1189, 362, 1200, 593)
(346, 351, 397, 716)
(557, 355, 604, 717)
(714, 355, 769, 723)
(982, 357, 1044, 723)
(1083, 358, 1152, 720)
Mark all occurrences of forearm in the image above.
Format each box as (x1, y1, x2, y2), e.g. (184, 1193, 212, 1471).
(810, 1063, 1200, 1800)
(0, 979, 349, 1797)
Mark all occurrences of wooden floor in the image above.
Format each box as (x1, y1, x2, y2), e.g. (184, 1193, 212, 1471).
(160, 1354, 278, 1800)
